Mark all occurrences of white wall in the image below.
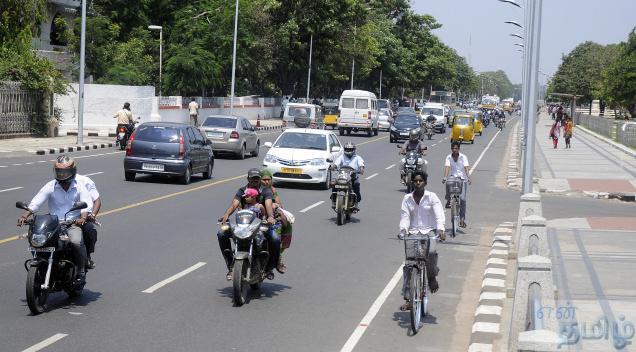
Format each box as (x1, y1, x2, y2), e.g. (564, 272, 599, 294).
(55, 84, 157, 134)
(159, 105, 282, 124)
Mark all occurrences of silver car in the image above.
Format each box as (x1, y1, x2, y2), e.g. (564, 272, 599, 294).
(199, 115, 260, 159)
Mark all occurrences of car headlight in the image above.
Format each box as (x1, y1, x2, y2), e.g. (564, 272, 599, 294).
(30, 232, 49, 247)
(401, 158, 406, 164)
(309, 158, 326, 167)
(264, 154, 277, 163)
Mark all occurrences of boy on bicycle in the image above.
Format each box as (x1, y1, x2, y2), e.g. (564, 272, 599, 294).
(398, 171, 445, 311)
(442, 142, 471, 227)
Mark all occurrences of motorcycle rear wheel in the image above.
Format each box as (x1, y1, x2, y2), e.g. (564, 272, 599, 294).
(232, 260, 249, 306)
(26, 265, 48, 314)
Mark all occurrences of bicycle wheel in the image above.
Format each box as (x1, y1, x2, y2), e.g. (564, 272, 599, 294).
(409, 265, 424, 333)
(450, 197, 458, 238)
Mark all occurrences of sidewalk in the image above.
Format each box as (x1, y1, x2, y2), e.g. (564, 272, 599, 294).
(534, 113, 636, 201)
(0, 119, 283, 157)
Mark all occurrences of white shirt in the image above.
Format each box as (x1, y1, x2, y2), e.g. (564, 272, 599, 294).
(188, 101, 199, 115)
(399, 190, 445, 234)
(334, 154, 365, 173)
(28, 179, 93, 221)
(76, 174, 100, 202)
(445, 153, 470, 179)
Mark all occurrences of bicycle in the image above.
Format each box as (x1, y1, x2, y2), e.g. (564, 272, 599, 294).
(446, 176, 464, 238)
(401, 231, 434, 333)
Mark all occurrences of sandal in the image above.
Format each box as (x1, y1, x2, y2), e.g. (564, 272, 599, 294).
(226, 271, 233, 281)
(276, 263, 287, 274)
(399, 301, 412, 311)
(459, 220, 467, 228)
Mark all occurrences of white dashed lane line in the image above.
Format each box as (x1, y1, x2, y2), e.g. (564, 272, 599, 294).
(21, 333, 68, 352)
(0, 186, 23, 193)
(84, 171, 104, 177)
(365, 173, 379, 180)
(299, 201, 324, 213)
(142, 262, 207, 294)
(385, 164, 395, 170)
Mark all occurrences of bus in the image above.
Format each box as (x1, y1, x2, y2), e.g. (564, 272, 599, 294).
(429, 91, 457, 106)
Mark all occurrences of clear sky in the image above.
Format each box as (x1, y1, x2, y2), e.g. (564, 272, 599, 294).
(412, 0, 636, 84)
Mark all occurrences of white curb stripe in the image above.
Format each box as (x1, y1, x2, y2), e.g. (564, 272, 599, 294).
(472, 322, 500, 334)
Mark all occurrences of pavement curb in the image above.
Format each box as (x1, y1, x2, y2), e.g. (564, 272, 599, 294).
(35, 143, 114, 155)
(468, 223, 513, 352)
(255, 124, 283, 131)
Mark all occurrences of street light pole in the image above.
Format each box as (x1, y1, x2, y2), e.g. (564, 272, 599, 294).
(148, 25, 163, 97)
(306, 33, 313, 101)
(379, 69, 382, 98)
(351, 24, 356, 90)
(230, 0, 239, 115)
(77, 0, 87, 145)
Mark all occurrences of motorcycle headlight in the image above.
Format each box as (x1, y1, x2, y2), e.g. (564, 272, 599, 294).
(30, 232, 50, 247)
(234, 222, 259, 240)
(417, 158, 424, 165)
(264, 154, 277, 163)
(309, 158, 326, 167)
(406, 158, 416, 165)
(401, 158, 406, 164)
(413, 128, 420, 134)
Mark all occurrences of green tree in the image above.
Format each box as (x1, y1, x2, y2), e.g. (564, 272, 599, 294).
(597, 28, 636, 117)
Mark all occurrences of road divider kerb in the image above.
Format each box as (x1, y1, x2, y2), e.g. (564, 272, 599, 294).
(21, 333, 68, 352)
(142, 262, 207, 293)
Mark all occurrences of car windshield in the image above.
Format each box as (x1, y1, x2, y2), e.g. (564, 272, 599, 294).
(287, 107, 312, 117)
(134, 126, 180, 143)
(394, 115, 419, 126)
(273, 132, 327, 150)
(396, 107, 415, 113)
(377, 100, 389, 109)
(202, 117, 236, 128)
(455, 117, 472, 125)
(421, 108, 443, 116)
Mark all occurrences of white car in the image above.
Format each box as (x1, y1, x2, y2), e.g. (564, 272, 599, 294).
(263, 128, 343, 189)
(378, 109, 391, 131)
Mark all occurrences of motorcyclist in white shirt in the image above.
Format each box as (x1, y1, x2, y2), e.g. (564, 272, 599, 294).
(398, 171, 445, 311)
(332, 142, 364, 209)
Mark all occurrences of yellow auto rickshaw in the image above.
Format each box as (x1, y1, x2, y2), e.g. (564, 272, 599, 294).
(322, 104, 339, 130)
(450, 115, 475, 144)
(471, 111, 484, 136)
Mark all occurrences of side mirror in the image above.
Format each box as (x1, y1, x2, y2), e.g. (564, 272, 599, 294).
(16, 201, 29, 210)
(70, 202, 88, 212)
(264, 142, 272, 148)
(206, 139, 212, 146)
(331, 146, 341, 153)
(326, 157, 333, 163)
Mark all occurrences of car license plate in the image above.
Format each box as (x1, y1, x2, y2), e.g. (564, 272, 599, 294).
(281, 167, 302, 174)
(142, 163, 164, 171)
(206, 131, 224, 139)
(400, 132, 409, 136)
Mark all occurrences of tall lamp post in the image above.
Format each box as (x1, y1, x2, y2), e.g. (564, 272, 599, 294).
(77, 0, 87, 145)
(229, 0, 239, 115)
(148, 25, 163, 97)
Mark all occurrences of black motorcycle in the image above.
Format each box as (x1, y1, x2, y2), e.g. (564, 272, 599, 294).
(483, 115, 490, 128)
(16, 201, 88, 315)
(398, 146, 427, 193)
(330, 166, 357, 226)
(220, 209, 271, 306)
(116, 119, 140, 150)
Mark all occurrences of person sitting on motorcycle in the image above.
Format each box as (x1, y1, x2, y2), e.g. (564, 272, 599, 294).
(398, 170, 445, 311)
(17, 155, 93, 285)
(425, 113, 437, 125)
(114, 102, 134, 142)
(400, 129, 427, 155)
(332, 142, 365, 209)
(260, 168, 292, 274)
(75, 170, 101, 269)
(242, 188, 265, 219)
(217, 168, 280, 280)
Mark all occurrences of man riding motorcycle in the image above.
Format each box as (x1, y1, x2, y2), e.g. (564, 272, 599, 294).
(425, 113, 437, 131)
(17, 155, 93, 285)
(217, 168, 280, 281)
(399, 130, 428, 181)
(331, 142, 365, 210)
(113, 102, 135, 145)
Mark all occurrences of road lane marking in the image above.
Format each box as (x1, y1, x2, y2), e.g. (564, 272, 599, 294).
(0, 186, 23, 193)
(0, 235, 19, 244)
(38, 160, 47, 163)
(365, 173, 379, 180)
(142, 262, 207, 293)
(22, 333, 68, 352)
(385, 164, 395, 170)
(83, 171, 104, 177)
(12, 163, 22, 166)
(0, 165, 6, 168)
(299, 201, 324, 213)
(340, 264, 404, 352)
(25, 162, 34, 165)
(356, 135, 387, 146)
(469, 129, 501, 176)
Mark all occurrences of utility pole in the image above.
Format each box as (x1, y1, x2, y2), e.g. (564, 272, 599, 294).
(77, 0, 87, 145)
(379, 69, 382, 99)
(229, 0, 239, 115)
(306, 33, 313, 101)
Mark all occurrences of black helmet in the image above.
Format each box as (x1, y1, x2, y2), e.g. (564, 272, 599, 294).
(409, 129, 419, 140)
(344, 142, 356, 157)
(54, 155, 76, 185)
(123, 102, 130, 110)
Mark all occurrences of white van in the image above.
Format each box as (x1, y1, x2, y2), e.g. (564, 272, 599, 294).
(337, 90, 379, 137)
(420, 102, 446, 133)
(282, 103, 322, 129)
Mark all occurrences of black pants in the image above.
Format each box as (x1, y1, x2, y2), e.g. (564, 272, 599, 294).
(352, 181, 361, 203)
(82, 222, 97, 255)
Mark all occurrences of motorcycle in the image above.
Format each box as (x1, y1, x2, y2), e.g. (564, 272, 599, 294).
(16, 201, 88, 315)
(219, 209, 271, 306)
(330, 165, 358, 226)
(483, 115, 490, 128)
(425, 121, 434, 140)
(116, 118, 140, 150)
(398, 146, 427, 193)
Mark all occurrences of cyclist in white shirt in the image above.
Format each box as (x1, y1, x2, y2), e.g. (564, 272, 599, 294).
(398, 171, 445, 311)
(442, 141, 471, 227)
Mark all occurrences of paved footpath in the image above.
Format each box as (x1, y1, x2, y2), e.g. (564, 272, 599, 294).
(533, 112, 636, 351)
(534, 113, 636, 201)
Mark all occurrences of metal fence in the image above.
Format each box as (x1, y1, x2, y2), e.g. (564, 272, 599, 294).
(0, 81, 42, 136)
(573, 113, 636, 149)
(617, 122, 636, 149)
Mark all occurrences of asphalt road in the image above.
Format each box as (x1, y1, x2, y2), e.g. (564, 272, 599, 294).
(0, 122, 521, 351)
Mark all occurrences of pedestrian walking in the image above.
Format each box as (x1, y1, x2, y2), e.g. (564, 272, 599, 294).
(280, 96, 289, 119)
(188, 98, 199, 126)
(549, 122, 560, 149)
(564, 114, 573, 149)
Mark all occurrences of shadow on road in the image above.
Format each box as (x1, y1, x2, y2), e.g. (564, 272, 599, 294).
(20, 289, 102, 316)
(392, 310, 438, 336)
(216, 282, 292, 306)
